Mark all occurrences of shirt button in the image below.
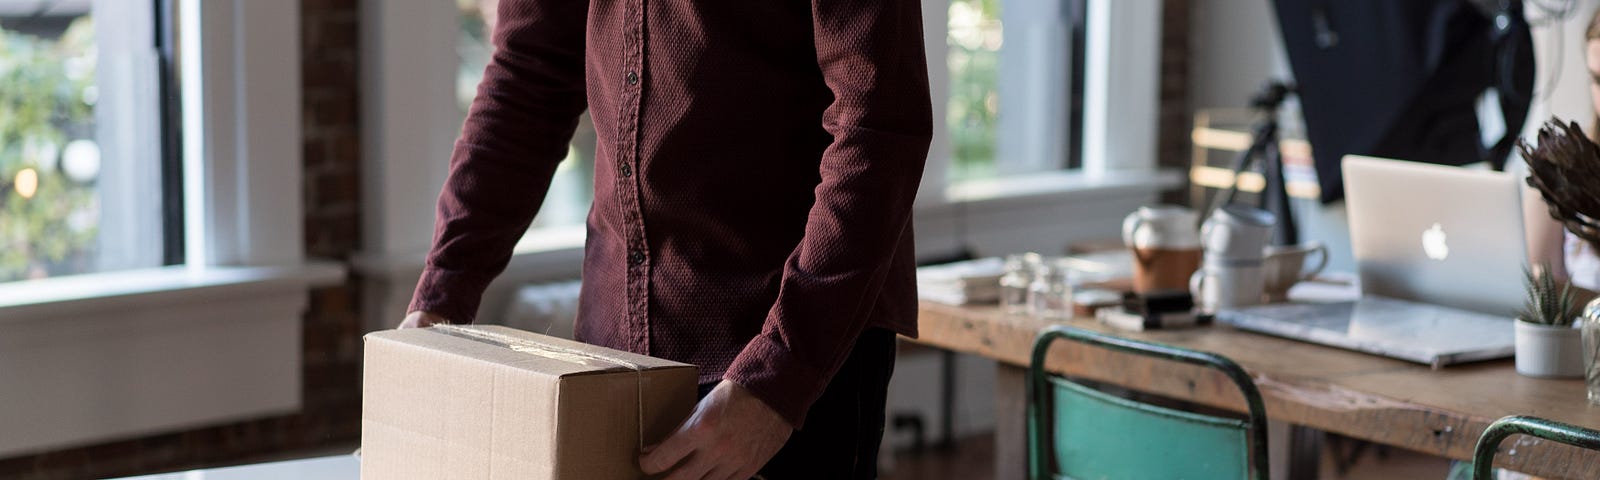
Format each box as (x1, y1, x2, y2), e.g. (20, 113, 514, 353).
(626, 71, 639, 86)
(628, 250, 646, 266)
(619, 163, 633, 178)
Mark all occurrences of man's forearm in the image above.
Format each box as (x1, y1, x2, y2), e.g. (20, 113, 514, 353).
(407, 0, 589, 324)
(724, 0, 933, 427)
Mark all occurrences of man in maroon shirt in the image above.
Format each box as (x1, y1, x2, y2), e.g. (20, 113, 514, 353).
(400, 0, 930, 477)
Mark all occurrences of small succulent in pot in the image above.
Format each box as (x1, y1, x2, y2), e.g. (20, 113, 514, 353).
(1518, 263, 1582, 327)
(1515, 263, 1586, 378)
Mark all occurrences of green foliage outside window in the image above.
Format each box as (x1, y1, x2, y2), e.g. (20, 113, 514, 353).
(0, 18, 98, 281)
(948, 0, 1002, 181)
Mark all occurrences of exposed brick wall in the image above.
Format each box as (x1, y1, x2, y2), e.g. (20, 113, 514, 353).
(0, 1, 363, 478)
(1159, 0, 1193, 205)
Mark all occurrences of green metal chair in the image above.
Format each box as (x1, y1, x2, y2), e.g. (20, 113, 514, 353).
(1027, 325, 1270, 480)
(1468, 415, 1600, 479)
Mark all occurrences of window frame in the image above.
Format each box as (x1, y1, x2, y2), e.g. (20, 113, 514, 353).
(0, 1, 335, 321)
(0, 0, 323, 286)
(0, 0, 177, 280)
(0, 0, 342, 457)
(155, 0, 186, 265)
(919, 0, 1166, 200)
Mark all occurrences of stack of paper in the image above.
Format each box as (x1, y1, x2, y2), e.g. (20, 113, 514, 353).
(916, 257, 1005, 305)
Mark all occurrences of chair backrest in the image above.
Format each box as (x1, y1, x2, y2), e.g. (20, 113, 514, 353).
(1470, 415, 1600, 480)
(1027, 325, 1269, 480)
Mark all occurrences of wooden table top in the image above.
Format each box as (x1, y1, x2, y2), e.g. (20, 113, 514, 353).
(912, 301, 1600, 479)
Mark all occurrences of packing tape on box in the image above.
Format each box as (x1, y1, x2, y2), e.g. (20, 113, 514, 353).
(428, 324, 651, 450)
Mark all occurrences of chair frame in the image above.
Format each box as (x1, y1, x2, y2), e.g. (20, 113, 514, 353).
(1026, 325, 1270, 480)
(1470, 415, 1600, 479)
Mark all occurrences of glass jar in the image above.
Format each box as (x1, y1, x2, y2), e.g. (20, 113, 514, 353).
(1000, 253, 1041, 315)
(1582, 297, 1600, 404)
(1028, 258, 1076, 320)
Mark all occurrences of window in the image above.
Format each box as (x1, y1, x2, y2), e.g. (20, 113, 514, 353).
(0, 0, 180, 282)
(457, 0, 593, 231)
(945, 0, 1087, 182)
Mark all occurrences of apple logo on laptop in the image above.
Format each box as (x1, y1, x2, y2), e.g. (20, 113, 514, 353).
(1422, 223, 1449, 261)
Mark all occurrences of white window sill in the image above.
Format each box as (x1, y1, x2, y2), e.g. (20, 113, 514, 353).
(0, 262, 347, 321)
(922, 168, 1185, 215)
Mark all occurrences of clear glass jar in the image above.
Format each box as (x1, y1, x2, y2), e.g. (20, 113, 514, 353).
(1000, 253, 1041, 315)
(1028, 258, 1076, 320)
(1582, 297, 1600, 405)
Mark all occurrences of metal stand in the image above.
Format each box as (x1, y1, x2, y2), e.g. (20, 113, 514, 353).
(1206, 82, 1300, 246)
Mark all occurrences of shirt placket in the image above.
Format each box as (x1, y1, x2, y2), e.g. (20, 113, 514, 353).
(617, 0, 651, 354)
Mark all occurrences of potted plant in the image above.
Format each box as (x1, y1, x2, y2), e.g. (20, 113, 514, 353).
(1515, 265, 1585, 378)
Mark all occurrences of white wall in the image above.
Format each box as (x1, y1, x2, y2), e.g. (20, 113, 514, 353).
(1526, 2, 1599, 129)
(1188, 0, 1290, 111)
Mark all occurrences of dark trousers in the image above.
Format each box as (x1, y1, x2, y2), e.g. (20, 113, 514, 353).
(699, 328, 898, 480)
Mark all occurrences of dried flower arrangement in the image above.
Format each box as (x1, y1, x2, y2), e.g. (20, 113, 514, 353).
(1519, 119, 1600, 250)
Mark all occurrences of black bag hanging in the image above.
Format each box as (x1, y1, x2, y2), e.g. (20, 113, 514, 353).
(1272, 0, 1535, 203)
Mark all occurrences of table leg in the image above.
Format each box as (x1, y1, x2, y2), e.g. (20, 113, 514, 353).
(995, 363, 1027, 480)
(941, 349, 957, 450)
(1288, 425, 1324, 480)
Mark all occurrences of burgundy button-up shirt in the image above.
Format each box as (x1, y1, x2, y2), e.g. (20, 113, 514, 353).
(409, 0, 931, 427)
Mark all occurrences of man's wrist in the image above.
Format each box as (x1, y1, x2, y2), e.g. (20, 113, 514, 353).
(723, 333, 829, 428)
(410, 266, 493, 324)
(721, 379, 795, 430)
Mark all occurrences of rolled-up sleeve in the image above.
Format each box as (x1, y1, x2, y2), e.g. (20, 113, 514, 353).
(722, 0, 933, 427)
(408, 0, 589, 324)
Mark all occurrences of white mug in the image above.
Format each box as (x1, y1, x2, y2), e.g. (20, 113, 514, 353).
(1189, 264, 1266, 313)
(1199, 205, 1277, 261)
(1122, 205, 1200, 250)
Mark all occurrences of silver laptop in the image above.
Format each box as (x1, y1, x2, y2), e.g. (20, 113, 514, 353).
(1343, 155, 1527, 316)
(1218, 156, 1526, 367)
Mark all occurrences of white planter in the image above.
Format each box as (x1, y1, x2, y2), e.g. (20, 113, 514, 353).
(1515, 321, 1585, 378)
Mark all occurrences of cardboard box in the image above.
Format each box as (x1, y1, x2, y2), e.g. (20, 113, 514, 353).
(362, 325, 697, 479)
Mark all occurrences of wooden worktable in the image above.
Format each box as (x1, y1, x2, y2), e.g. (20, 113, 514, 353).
(912, 301, 1600, 479)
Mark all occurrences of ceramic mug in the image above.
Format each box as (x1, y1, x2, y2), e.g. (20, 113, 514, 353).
(1123, 205, 1202, 293)
(1261, 242, 1329, 303)
(1189, 262, 1266, 313)
(1199, 205, 1277, 261)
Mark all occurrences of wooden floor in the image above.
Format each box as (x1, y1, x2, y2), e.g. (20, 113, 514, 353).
(880, 433, 1453, 480)
(881, 434, 996, 480)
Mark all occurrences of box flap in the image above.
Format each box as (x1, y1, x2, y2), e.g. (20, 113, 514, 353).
(364, 326, 693, 379)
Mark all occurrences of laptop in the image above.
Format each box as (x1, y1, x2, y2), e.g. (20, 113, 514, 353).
(1217, 156, 1526, 367)
(1342, 156, 1527, 316)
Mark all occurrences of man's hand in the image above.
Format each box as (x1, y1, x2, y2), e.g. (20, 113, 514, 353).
(640, 380, 792, 480)
(398, 311, 451, 329)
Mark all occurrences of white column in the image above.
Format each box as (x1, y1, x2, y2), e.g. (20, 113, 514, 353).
(360, 0, 459, 257)
(1081, 0, 1162, 175)
(182, 0, 302, 267)
(918, 0, 952, 205)
(357, 0, 463, 330)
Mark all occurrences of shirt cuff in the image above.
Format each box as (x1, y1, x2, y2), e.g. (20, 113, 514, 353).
(407, 266, 496, 324)
(723, 332, 830, 429)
